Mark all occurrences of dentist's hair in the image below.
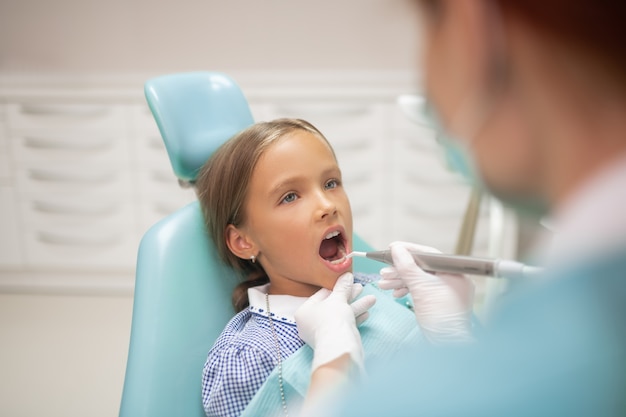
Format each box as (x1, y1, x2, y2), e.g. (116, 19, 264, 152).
(196, 118, 335, 312)
(494, 0, 626, 90)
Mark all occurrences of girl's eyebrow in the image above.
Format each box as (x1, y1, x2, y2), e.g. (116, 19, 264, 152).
(267, 166, 341, 198)
(268, 177, 305, 198)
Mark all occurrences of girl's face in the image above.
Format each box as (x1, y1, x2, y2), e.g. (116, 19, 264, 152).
(229, 130, 353, 297)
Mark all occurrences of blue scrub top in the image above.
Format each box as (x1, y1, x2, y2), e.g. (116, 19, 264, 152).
(329, 247, 626, 417)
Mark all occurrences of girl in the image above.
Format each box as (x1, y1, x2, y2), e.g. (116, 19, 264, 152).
(195, 118, 420, 417)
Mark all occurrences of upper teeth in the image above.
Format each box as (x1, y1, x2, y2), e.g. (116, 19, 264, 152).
(324, 230, 340, 240)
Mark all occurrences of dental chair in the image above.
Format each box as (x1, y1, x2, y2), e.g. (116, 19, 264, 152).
(118, 72, 379, 417)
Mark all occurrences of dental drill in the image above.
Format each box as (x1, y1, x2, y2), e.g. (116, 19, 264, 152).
(347, 250, 543, 279)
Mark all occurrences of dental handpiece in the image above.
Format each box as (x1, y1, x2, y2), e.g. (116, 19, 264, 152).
(348, 250, 543, 279)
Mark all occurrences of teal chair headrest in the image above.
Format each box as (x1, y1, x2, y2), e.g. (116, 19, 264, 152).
(144, 71, 255, 182)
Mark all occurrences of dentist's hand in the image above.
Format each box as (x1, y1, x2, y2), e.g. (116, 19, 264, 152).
(295, 272, 376, 373)
(377, 242, 475, 344)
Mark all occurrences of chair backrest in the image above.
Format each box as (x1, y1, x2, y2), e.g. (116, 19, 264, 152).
(145, 71, 256, 183)
(119, 200, 239, 417)
(119, 72, 379, 417)
(119, 72, 254, 417)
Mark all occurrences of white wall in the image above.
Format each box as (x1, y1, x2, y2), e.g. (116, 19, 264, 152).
(0, 1, 422, 417)
(0, 0, 421, 74)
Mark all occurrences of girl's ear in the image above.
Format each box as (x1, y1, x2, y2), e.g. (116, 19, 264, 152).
(225, 224, 257, 260)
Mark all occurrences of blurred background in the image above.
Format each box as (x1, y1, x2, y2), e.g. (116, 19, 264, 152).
(0, 1, 540, 416)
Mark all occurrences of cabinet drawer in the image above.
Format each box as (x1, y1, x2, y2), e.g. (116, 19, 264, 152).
(10, 130, 130, 164)
(15, 163, 133, 194)
(23, 223, 138, 270)
(7, 103, 129, 130)
(20, 194, 135, 229)
(18, 192, 138, 270)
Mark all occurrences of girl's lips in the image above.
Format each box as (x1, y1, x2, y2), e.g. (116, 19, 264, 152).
(321, 254, 353, 273)
(318, 225, 351, 272)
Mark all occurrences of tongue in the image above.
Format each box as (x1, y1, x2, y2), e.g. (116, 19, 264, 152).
(319, 238, 339, 260)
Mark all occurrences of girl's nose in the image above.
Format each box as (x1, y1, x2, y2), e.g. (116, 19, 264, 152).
(317, 192, 337, 220)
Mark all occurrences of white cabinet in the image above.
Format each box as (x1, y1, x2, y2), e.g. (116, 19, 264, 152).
(1, 100, 200, 273)
(0, 72, 518, 293)
(6, 102, 138, 270)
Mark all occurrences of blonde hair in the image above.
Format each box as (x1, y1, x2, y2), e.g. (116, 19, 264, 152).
(195, 118, 335, 312)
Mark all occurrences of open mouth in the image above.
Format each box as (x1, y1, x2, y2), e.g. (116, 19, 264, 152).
(319, 230, 348, 265)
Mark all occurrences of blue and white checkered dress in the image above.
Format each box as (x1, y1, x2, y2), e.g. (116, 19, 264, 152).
(201, 274, 379, 417)
(201, 284, 306, 417)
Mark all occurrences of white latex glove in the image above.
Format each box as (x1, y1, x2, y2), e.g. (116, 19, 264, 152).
(377, 241, 475, 344)
(295, 272, 376, 373)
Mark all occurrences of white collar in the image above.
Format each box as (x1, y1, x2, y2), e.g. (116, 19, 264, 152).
(539, 153, 626, 266)
(248, 284, 308, 325)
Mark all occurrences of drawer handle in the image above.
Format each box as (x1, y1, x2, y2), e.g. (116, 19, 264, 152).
(32, 200, 119, 216)
(37, 231, 123, 247)
(29, 169, 117, 184)
(23, 136, 114, 151)
(19, 104, 110, 118)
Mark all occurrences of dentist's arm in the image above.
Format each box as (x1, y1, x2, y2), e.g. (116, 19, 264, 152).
(378, 242, 475, 344)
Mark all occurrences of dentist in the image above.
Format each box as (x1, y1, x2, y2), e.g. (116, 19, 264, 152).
(295, 0, 626, 415)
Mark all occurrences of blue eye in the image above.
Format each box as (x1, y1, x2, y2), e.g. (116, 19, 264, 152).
(325, 179, 340, 190)
(280, 192, 298, 204)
